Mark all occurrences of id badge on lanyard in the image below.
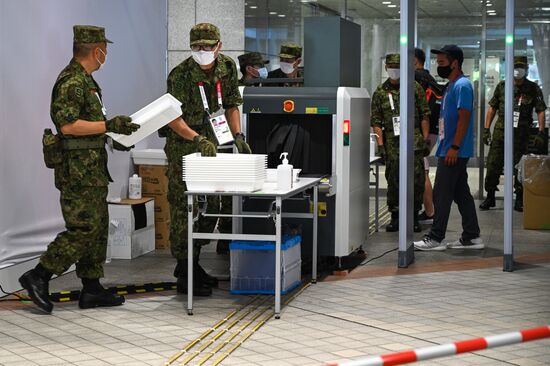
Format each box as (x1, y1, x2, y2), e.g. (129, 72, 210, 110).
(198, 81, 234, 145)
(513, 95, 522, 128)
(94, 92, 107, 118)
(388, 93, 400, 136)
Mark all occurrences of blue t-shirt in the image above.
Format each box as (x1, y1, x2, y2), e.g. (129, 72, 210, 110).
(436, 75, 475, 158)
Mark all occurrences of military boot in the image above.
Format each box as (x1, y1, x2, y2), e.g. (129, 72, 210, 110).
(79, 278, 125, 309)
(479, 191, 496, 210)
(175, 260, 212, 296)
(18, 264, 53, 314)
(385, 212, 399, 232)
(514, 194, 523, 212)
(197, 262, 218, 288)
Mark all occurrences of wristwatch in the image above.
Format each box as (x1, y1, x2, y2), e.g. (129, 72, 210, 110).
(235, 132, 245, 139)
(450, 144, 460, 151)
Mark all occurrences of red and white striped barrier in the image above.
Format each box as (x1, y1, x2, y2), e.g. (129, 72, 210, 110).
(327, 325, 550, 366)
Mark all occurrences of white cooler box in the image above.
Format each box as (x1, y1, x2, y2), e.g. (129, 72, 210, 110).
(107, 198, 155, 259)
(107, 93, 181, 147)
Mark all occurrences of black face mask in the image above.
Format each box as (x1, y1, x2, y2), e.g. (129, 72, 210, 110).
(437, 65, 453, 79)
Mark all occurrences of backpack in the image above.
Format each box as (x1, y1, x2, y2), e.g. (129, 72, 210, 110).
(416, 70, 446, 135)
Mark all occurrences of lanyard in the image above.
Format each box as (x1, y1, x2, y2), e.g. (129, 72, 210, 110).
(517, 95, 522, 107)
(198, 80, 222, 115)
(94, 92, 107, 117)
(388, 93, 395, 112)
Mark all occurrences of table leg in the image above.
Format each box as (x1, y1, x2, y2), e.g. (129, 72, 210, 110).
(375, 163, 379, 232)
(312, 185, 318, 284)
(275, 196, 282, 319)
(187, 194, 194, 316)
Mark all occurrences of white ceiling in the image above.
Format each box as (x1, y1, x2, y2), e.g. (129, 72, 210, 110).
(245, 0, 550, 21)
(244, 0, 550, 56)
(317, 0, 550, 20)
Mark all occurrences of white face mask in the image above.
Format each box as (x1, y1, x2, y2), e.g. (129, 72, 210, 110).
(96, 48, 107, 70)
(280, 62, 296, 75)
(387, 68, 400, 80)
(514, 68, 526, 80)
(192, 44, 219, 66)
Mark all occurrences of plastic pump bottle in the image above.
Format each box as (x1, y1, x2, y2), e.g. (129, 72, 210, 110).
(129, 174, 142, 199)
(277, 152, 293, 191)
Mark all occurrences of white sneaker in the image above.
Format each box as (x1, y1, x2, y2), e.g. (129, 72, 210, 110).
(446, 237, 485, 250)
(413, 236, 446, 251)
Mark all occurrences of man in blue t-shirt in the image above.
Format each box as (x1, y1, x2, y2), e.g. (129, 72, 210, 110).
(414, 45, 483, 251)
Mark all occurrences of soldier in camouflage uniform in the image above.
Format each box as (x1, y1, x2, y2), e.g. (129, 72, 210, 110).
(480, 56, 547, 212)
(371, 54, 431, 232)
(19, 25, 139, 314)
(238, 52, 269, 86)
(267, 43, 304, 87)
(161, 23, 250, 296)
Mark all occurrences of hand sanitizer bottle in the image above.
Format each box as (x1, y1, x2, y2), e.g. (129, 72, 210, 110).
(277, 152, 293, 191)
(129, 174, 142, 199)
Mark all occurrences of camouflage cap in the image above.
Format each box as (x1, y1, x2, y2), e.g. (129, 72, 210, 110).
(514, 56, 528, 67)
(279, 43, 302, 59)
(190, 23, 220, 46)
(238, 52, 270, 68)
(73, 25, 112, 44)
(386, 53, 400, 64)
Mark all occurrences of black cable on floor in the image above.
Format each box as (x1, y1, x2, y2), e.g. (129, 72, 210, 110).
(359, 247, 398, 266)
(0, 283, 30, 302)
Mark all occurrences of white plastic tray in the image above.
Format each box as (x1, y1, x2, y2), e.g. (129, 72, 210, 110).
(107, 93, 181, 147)
(182, 153, 267, 192)
(185, 180, 264, 192)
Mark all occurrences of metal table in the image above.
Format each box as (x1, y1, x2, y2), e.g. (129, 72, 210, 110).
(185, 177, 322, 319)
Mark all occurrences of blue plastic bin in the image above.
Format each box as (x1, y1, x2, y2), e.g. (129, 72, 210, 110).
(229, 235, 302, 295)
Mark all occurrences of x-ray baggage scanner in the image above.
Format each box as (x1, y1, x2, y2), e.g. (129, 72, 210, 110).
(238, 86, 371, 262)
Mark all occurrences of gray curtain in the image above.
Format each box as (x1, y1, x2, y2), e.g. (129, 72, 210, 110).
(0, 0, 168, 268)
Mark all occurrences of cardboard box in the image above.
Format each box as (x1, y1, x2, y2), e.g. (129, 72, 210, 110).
(150, 193, 170, 222)
(139, 165, 168, 194)
(523, 155, 550, 230)
(107, 197, 155, 259)
(155, 220, 171, 249)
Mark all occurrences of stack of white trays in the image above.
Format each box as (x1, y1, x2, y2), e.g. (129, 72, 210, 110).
(182, 153, 267, 192)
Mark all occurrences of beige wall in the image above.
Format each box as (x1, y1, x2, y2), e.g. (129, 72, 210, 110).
(168, 0, 245, 73)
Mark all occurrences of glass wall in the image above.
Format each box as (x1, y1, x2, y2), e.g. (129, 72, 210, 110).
(244, 0, 550, 159)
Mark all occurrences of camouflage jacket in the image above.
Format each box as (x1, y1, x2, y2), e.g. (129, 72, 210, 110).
(165, 54, 242, 144)
(370, 79, 430, 150)
(267, 68, 304, 87)
(239, 77, 262, 87)
(50, 58, 110, 187)
(489, 79, 547, 129)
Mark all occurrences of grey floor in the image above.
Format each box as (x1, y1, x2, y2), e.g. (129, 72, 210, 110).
(1, 167, 549, 366)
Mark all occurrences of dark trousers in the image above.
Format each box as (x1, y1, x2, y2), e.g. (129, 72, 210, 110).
(429, 157, 480, 242)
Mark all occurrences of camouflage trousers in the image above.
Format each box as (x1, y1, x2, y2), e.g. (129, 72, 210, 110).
(385, 150, 425, 213)
(40, 185, 108, 279)
(165, 137, 220, 261)
(484, 127, 530, 195)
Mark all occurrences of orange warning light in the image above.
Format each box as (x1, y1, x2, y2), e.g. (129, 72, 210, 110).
(283, 100, 295, 113)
